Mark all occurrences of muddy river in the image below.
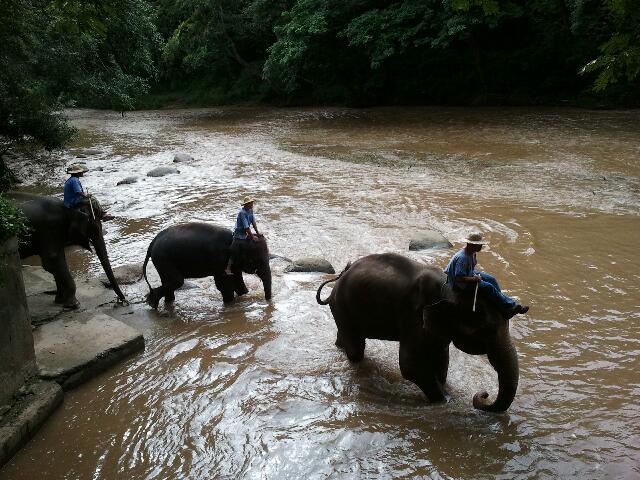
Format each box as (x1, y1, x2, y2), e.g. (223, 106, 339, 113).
(2, 107, 639, 479)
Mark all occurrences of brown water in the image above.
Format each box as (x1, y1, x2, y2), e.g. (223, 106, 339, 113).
(2, 107, 639, 479)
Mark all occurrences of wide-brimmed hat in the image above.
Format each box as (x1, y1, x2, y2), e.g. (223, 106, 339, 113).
(462, 232, 488, 245)
(241, 196, 255, 206)
(66, 163, 88, 174)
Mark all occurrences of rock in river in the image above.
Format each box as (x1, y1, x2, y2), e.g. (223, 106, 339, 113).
(81, 148, 103, 156)
(98, 264, 143, 287)
(173, 153, 193, 163)
(147, 167, 180, 177)
(408, 230, 452, 251)
(285, 257, 335, 274)
(116, 176, 138, 186)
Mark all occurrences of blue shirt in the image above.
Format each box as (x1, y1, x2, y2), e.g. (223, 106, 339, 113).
(444, 248, 477, 289)
(64, 176, 84, 208)
(233, 208, 254, 239)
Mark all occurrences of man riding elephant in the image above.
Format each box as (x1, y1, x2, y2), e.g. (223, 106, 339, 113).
(444, 232, 529, 318)
(64, 164, 114, 221)
(225, 196, 260, 275)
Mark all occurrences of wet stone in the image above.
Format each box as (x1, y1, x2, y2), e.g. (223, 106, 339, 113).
(98, 264, 143, 287)
(173, 153, 193, 163)
(409, 230, 452, 251)
(116, 176, 138, 186)
(81, 149, 103, 156)
(147, 167, 180, 177)
(285, 257, 335, 274)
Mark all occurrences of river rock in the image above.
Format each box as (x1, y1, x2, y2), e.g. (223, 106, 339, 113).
(409, 230, 452, 251)
(116, 176, 138, 186)
(147, 167, 180, 177)
(173, 153, 193, 163)
(98, 264, 143, 287)
(81, 149, 103, 156)
(285, 257, 335, 274)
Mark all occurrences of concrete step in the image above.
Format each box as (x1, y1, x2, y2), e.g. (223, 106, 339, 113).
(0, 380, 63, 467)
(34, 313, 145, 390)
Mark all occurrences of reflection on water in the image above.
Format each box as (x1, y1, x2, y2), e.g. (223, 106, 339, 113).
(2, 107, 639, 479)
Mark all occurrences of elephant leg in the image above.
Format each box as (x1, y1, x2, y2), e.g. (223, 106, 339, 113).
(146, 287, 161, 310)
(332, 309, 365, 362)
(399, 338, 447, 403)
(233, 272, 249, 296)
(41, 252, 78, 309)
(159, 271, 183, 305)
(149, 259, 183, 308)
(214, 274, 235, 303)
(436, 343, 450, 386)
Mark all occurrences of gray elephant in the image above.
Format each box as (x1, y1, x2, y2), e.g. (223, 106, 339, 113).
(8, 192, 126, 308)
(143, 222, 272, 308)
(316, 253, 519, 412)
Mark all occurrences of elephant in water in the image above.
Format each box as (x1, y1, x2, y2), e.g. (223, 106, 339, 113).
(143, 223, 272, 308)
(316, 253, 519, 412)
(8, 192, 126, 308)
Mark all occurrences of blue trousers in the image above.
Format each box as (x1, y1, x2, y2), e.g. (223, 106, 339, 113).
(476, 272, 516, 309)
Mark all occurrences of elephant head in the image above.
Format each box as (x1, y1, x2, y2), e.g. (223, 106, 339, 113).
(66, 206, 126, 302)
(232, 234, 272, 300)
(419, 270, 518, 412)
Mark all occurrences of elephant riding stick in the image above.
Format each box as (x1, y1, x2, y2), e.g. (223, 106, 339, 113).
(8, 192, 126, 308)
(142, 223, 272, 308)
(316, 253, 519, 412)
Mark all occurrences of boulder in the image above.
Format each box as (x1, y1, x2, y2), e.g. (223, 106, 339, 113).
(81, 149, 103, 156)
(409, 230, 452, 251)
(173, 153, 193, 163)
(98, 264, 143, 287)
(147, 167, 180, 177)
(116, 176, 138, 186)
(285, 257, 335, 274)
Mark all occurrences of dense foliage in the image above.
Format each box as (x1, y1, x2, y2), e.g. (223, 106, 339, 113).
(156, 0, 639, 105)
(0, 0, 161, 163)
(0, 194, 28, 244)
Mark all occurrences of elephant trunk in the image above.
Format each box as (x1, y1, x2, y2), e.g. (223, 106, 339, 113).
(91, 229, 126, 302)
(473, 333, 519, 413)
(257, 262, 272, 300)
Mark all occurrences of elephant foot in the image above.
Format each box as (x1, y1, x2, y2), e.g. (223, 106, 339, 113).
(63, 299, 80, 310)
(146, 292, 160, 310)
(223, 296, 235, 304)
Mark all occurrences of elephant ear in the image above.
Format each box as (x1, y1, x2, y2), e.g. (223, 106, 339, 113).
(417, 272, 450, 338)
(66, 208, 92, 250)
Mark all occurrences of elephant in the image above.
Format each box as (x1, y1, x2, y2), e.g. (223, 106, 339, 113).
(142, 222, 272, 308)
(316, 253, 519, 412)
(8, 192, 126, 308)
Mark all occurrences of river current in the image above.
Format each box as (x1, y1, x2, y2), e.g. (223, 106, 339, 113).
(1, 107, 639, 479)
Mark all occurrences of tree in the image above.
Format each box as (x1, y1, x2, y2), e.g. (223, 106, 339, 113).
(581, 0, 640, 93)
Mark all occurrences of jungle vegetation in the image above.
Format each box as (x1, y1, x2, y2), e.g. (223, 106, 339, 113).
(0, 0, 638, 174)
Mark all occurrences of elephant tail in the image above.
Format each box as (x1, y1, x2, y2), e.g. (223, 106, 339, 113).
(316, 261, 351, 305)
(141, 238, 156, 291)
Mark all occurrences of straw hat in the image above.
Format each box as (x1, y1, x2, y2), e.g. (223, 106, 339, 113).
(462, 232, 488, 245)
(241, 196, 255, 206)
(66, 163, 88, 174)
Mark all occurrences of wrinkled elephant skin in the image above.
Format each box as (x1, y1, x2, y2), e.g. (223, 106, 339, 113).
(317, 253, 519, 412)
(7, 192, 126, 308)
(143, 223, 272, 308)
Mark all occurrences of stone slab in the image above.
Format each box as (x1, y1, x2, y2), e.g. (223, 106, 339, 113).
(34, 313, 144, 390)
(0, 380, 63, 467)
(21, 266, 124, 326)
